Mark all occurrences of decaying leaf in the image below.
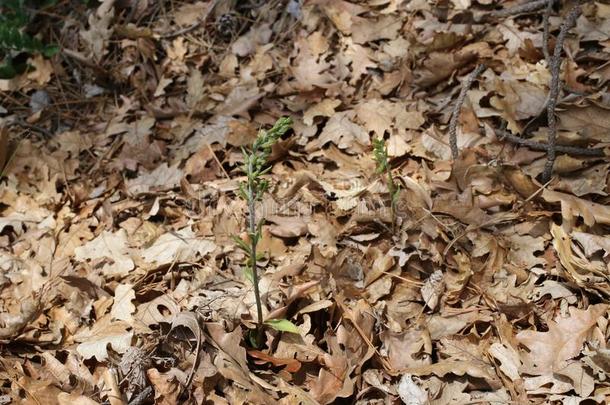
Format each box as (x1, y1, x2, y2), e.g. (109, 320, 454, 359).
(3, 0, 610, 402)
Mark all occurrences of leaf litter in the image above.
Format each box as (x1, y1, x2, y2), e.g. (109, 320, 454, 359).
(0, 0, 609, 404)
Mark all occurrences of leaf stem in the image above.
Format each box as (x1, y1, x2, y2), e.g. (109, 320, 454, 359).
(386, 165, 396, 234)
(247, 150, 265, 345)
(235, 117, 292, 347)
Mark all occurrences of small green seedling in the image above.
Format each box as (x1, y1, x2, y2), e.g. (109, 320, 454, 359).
(233, 116, 299, 347)
(372, 138, 400, 233)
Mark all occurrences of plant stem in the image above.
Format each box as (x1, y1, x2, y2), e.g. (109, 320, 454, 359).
(247, 157, 264, 345)
(386, 166, 396, 234)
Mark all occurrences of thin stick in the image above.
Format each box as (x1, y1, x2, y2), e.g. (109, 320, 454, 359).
(495, 129, 605, 157)
(449, 64, 486, 159)
(542, 0, 554, 64)
(128, 387, 153, 405)
(491, 0, 550, 18)
(542, 3, 582, 182)
(9, 119, 53, 138)
(206, 143, 231, 180)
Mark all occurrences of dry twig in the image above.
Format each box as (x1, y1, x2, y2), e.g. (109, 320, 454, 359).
(9, 119, 53, 138)
(542, 0, 554, 63)
(542, 3, 582, 182)
(495, 128, 605, 157)
(128, 387, 153, 405)
(449, 64, 486, 159)
(490, 0, 550, 18)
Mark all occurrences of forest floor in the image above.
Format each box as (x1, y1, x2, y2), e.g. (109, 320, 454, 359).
(1, 0, 610, 404)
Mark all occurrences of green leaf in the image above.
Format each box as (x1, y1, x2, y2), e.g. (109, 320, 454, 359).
(243, 265, 254, 284)
(372, 137, 389, 174)
(391, 184, 401, 204)
(248, 329, 260, 348)
(265, 319, 300, 334)
(256, 219, 265, 237)
(248, 230, 258, 245)
(231, 235, 251, 255)
(0, 58, 18, 79)
(238, 182, 248, 200)
(42, 44, 59, 57)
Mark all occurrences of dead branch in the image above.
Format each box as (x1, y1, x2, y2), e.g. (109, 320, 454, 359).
(491, 0, 550, 18)
(542, 0, 554, 63)
(128, 386, 153, 405)
(8, 119, 53, 138)
(542, 2, 582, 182)
(495, 128, 605, 157)
(449, 64, 486, 159)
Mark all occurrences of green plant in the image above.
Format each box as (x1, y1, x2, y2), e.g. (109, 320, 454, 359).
(233, 116, 299, 347)
(372, 137, 400, 233)
(0, 0, 58, 78)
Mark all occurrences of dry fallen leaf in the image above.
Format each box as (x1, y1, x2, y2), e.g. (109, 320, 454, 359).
(147, 368, 181, 405)
(141, 227, 216, 266)
(517, 304, 608, 375)
(397, 374, 428, 405)
(75, 315, 133, 361)
(74, 230, 135, 277)
(3, 0, 610, 402)
(80, 0, 115, 61)
(110, 284, 136, 322)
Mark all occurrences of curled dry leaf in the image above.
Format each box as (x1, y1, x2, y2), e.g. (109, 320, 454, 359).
(247, 349, 302, 373)
(421, 270, 445, 311)
(551, 223, 608, 284)
(542, 189, 610, 227)
(147, 368, 181, 405)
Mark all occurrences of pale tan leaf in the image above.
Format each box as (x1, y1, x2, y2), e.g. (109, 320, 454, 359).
(75, 316, 133, 361)
(74, 230, 134, 277)
(558, 105, 610, 142)
(126, 163, 183, 194)
(397, 374, 428, 405)
(174, 1, 209, 26)
(111, 284, 136, 322)
(517, 304, 608, 375)
(303, 99, 341, 126)
(141, 227, 216, 266)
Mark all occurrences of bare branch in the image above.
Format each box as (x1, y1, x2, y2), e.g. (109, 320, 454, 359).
(495, 128, 605, 157)
(491, 0, 550, 18)
(542, 0, 554, 63)
(542, 3, 582, 181)
(449, 64, 486, 159)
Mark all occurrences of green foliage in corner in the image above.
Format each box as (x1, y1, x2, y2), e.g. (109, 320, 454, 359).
(0, 0, 58, 78)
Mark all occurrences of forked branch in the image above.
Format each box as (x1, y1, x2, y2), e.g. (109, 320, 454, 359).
(449, 64, 486, 159)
